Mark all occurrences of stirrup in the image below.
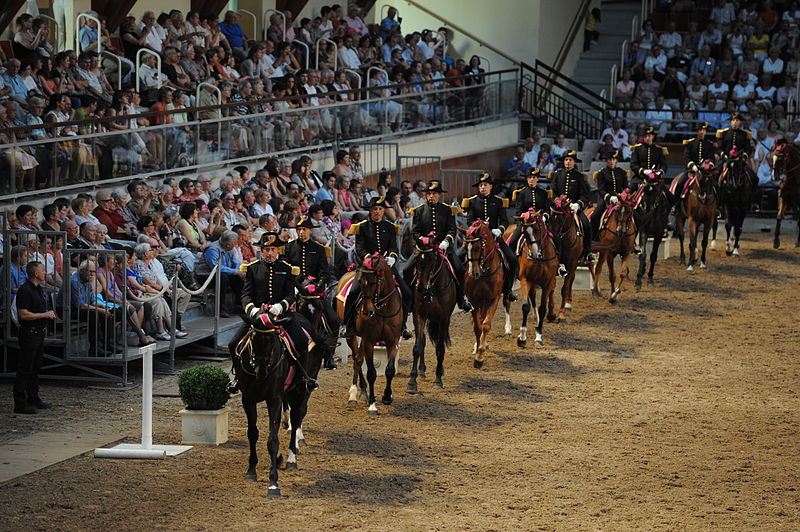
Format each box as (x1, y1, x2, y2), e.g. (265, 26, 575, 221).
(401, 328, 413, 340)
(226, 379, 239, 394)
(586, 252, 599, 264)
(557, 264, 568, 277)
(303, 378, 320, 392)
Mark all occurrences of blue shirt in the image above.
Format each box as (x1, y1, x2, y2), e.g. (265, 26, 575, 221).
(315, 187, 334, 203)
(79, 24, 101, 53)
(2, 73, 27, 101)
(219, 22, 246, 48)
(502, 157, 532, 178)
(203, 244, 240, 275)
(379, 17, 399, 41)
(67, 272, 93, 308)
(0, 263, 27, 301)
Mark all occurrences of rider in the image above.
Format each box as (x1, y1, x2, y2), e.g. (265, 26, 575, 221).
(408, 180, 473, 312)
(716, 112, 760, 211)
(460, 173, 518, 302)
(672, 122, 717, 202)
(283, 216, 339, 369)
(550, 150, 596, 264)
(630, 126, 674, 205)
(590, 149, 630, 236)
(227, 232, 319, 393)
(339, 196, 413, 339)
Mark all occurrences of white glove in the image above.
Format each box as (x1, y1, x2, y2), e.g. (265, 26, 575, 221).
(491, 228, 502, 237)
(438, 240, 449, 251)
(386, 256, 396, 267)
(268, 303, 283, 316)
(570, 203, 580, 213)
(609, 196, 619, 205)
(248, 306, 261, 318)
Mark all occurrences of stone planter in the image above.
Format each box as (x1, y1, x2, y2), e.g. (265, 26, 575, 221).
(179, 407, 229, 446)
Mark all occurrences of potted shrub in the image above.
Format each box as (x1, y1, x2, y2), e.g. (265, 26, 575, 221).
(178, 365, 231, 446)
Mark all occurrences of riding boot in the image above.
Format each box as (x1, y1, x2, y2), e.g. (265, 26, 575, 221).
(498, 239, 518, 301)
(339, 286, 360, 338)
(449, 248, 473, 312)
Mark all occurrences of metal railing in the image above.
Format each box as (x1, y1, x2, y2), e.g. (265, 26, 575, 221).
(238, 9, 258, 42)
(135, 48, 162, 94)
(75, 12, 101, 55)
(263, 9, 286, 42)
(292, 39, 310, 70)
(315, 37, 338, 71)
(440, 168, 485, 202)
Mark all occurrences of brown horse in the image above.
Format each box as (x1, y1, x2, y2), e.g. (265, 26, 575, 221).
(674, 161, 719, 271)
(463, 220, 504, 368)
(771, 141, 800, 248)
(548, 196, 584, 322)
(335, 254, 404, 415)
(504, 209, 558, 347)
(590, 191, 637, 304)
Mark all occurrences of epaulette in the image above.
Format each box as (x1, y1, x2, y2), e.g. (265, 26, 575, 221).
(501, 197, 509, 208)
(239, 259, 258, 272)
(324, 245, 332, 258)
(745, 130, 752, 138)
(661, 146, 669, 156)
(716, 128, 728, 138)
(460, 195, 476, 209)
(593, 169, 601, 183)
(347, 219, 366, 235)
(682, 137, 695, 145)
(280, 260, 300, 276)
(630, 143, 641, 149)
(511, 187, 525, 201)
(450, 204, 462, 216)
(625, 170, 631, 178)
(395, 223, 402, 235)
(407, 205, 419, 216)
(547, 188, 554, 199)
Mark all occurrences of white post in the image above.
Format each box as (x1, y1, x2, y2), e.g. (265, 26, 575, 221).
(75, 12, 100, 55)
(292, 39, 310, 70)
(315, 37, 338, 71)
(262, 9, 286, 41)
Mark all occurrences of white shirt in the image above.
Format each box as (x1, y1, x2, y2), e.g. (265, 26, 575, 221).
(731, 82, 754, 100)
(303, 83, 319, 106)
(600, 127, 630, 149)
(710, 3, 736, 25)
(523, 145, 540, 167)
(140, 24, 164, 53)
(139, 63, 166, 89)
(644, 53, 667, 74)
(184, 21, 209, 48)
(658, 32, 682, 50)
(417, 41, 435, 60)
(763, 57, 785, 75)
(339, 46, 361, 69)
(645, 103, 672, 126)
(707, 82, 729, 98)
(251, 203, 274, 217)
(755, 85, 777, 103)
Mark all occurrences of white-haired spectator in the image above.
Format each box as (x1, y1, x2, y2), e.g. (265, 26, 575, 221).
(202, 230, 243, 316)
(138, 11, 165, 54)
(658, 22, 682, 58)
(133, 242, 191, 335)
(124, 247, 175, 341)
(214, 175, 235, 200)
(344, 4, 369, 36)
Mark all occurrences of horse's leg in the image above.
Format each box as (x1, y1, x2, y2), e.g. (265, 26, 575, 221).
(648, 233, 661, 286)
(517, 278, 530, 347)
(348, 336, 362, 403)
(687, 216, 699, 272)
(546, 271, 557, 322)
(635, 232, 647, 290)
(795, 206, 800, 247)
(407, 314, 425, 394)
(590, 253, 604, 300)
(471, 309, 481, 356)
(700, 216, 711, 269)
(286, 391, 306, 469)
(534, 283, 546, 346)
(607, 253, 619, 304)
(711, 215, 718, 250)
(725, 219, 734, 256)
(266, 393, 283, 497)
(733, 210, 743, 256)
(565, 256, 576, 312)
(363, 342, 379, 415)
(676, 210, 687, 264)
(243, 397, 259, 482)
(774, 197, 784, 249)
(503, 294, 513, 336)
(479, 295, 501, 362)
(382, 341, 397, 405)
(433, 320, 447, 388)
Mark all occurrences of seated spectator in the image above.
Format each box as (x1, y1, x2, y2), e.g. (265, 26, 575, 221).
(219, 11, 248, 59)
(683, 22, 701, 59)
(0, 245, 28, 302)
(784, 1, 800, 30)
(73, 197, 100, 226)
(755, 75, 777, 110)
(710, 0, 737, 32)
(658, 22, 682, 57)
(646, 95, 673, 137)
(661, 67, 685, 110)
(95, 253, 154, 347)
(638, 20, 657, 52)
(123, 248, 175, 341)
(502, 145, 533, 180)
(133, 243, 190, 335)
(203, 230, 243, 316)
(597, 134, 618, 161)
(523, 131, 542, 166)
(176, 202, 209, 252)
(686, 75, 708, 109)
(635, 69, 661, 104)
(699, 22, 723, 56)
(624, 41, 646, 81)
(13, 14, 50, 59)
(315, 170, 337, 203)
(552, 133, 569, 157)
(615, 69, 636, 106)
(690, 46, 717, 81)
(601, 117, 630, 150)
(726, 23, 747, 57)
(732, 74, 755, 106)
(379, 7, 401, 42)
(644, 45, 668, 80)
(748, 24, 770, 60)
(762, 47, 785, 80)
(706, 72, 730, 109)
(93, 190, 134, 240)
(716, 48, 738, 85)
(62, 259, 120, 356)
(231, 224, 256, 264)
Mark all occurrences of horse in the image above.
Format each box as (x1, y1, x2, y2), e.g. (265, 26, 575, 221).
(674, 161, 719, 271)
(504, 209, 558, 348)
(590, 191, 637, 304)
(719, 155, 754, 256)
(335, 254, 403, 415)
(462, 220, 504, 368)
(771, 141, 800, 248)
(633, 172, 671, 289)
(334, 270, 366, 402)
(407, 242, 457, 393)
(548, 196, 584, 322)
(234, 311, 292, 497)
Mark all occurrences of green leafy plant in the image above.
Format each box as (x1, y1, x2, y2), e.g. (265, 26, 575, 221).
(178, 365, 230, 410)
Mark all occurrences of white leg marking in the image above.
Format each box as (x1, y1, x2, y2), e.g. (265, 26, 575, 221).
(368, 402, 379, 415)
(687, 264, 694, 272)
(296, 426, 304, 443)
(710, 239, 717, 250)
(348, 384, 359, 403)
(287, 449, 297, 465)
(732, 247, 739, 256)
(564, 302, 572, 310)
(700, 262, 707, 270)
(535, 332, 543, 346)
(519, 326, 527, 342)
(472, 341, 477, 354)
(504, 310, 512, 336)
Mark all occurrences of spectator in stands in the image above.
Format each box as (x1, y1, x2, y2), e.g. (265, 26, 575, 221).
(63, 259, 118, 356)
(176, 202, 209, 252)
(646, 95, 673, 137)
(502, 145, 533, 181)
(759, 0, 779, 33)
(380, 7, 401, 41)
(597, 134, 617, 161)
(624, 41, 646, 81)
(635, 69, 661, 104)
(638, 20, 657, 52)
(699, 22, 723, 57)
(138, 11, 164, 54)
(732, 73, 755, 107)
(755, 74, 778, 110)
(763, 47, 785, 80)
(711, 0, 738, 32)
(683, 22, 701, 59)
(707, 71, 730, 109)
(315, 170, 337, 203)
(133, 243, 190, 336)
(13, 14, 49, 59)
(691, 46, 717, 81)
(615, 69, 636, 106)
(203, 230, 243, 316)
(749, 24, 770, 60)
(219, 11, 248, 60)
(523, 131, 542, 166)
(552, 134, 569, 157)
(740, 48, 760, 86)
(93, 190, 133, 240)
(72, 197, 99, 226)
(726, 23, 747, 57)
(601, 116, 630, 150)
(644, 45, 668, 80)
(0, 245, 28, 302)
(660, 67, 686, 110)
(123, 248, 174, 342)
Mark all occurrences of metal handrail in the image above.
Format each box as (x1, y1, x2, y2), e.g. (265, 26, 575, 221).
(101, 51, 123, 91)
(292, 39, 310, 70)
(795, 69, 800, 110)
(75, 12, 101, 54)
(610, 64, 618, 104)
(620, 40, 629, 73)
(477, 56, 491, 73)
(237, 9, 257, 41)
(135, 48, 162, 93)
(195, 82, 222, 150)
(342, 68, 362, 91)
(366, 67, 388, 100)
(631, 15, 640, 41)
(552, 0, 592, 74)
(37, 14, 60, 51)
(380, 5, 395, 21)
(316, 37, 338, 71)
(263, 9, 286, 42)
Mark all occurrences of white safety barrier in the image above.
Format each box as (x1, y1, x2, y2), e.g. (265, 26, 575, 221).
(94, 345, 192, 459)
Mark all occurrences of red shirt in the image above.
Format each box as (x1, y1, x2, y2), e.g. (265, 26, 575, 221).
(92, 206, 128, 239)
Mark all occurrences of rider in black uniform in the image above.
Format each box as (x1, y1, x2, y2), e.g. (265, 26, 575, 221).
(590, 150, 630, 236)
(460, 173, 518, 301)
(550, 150, 596, 263)
(339, 196, 413, 339)
(509, 168, 564, 275)
(716, 112, 760, 210)
(673, 122, 716, 202)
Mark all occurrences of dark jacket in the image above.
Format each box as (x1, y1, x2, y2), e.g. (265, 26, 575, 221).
(241, 258, 298, 315)
(593, 166, 630, 202)
(460, 194, 510, 231)
(683, 136, 716, 166)
(410, 201, 459, 245)
(550, 168, 592, 208)
(512, 185, 551, 215)
(351, 217, 400, 263)
(630, 142, 669, 176)
(283, 238, 332, 285)
(716, 127, 753, 158)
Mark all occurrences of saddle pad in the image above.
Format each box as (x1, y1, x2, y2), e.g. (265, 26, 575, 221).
(336, 276, 355, 303)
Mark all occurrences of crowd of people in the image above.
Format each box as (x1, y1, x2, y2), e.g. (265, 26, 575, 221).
(0, 5, 491, 194)
(611, 2, 794, 161)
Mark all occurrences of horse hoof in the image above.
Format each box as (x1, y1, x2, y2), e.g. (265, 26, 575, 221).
(773, 240, 780, 249)
(433, 380, 443, 388)
(547, 314, 557, 323)
(732, 248, 739, 256)
(348, 399, 358, 405)
(679, 259, 685, 266)
(608, 297, 617, 305)
(725, 250, 732, 256)
(285, 462, 298, 470)
(591, 291, 600, 299)
(245, 472, 257, 482)
(503, 333, 512, 338)
(419, 373, 427, 381)
(700, 263, 707, 270)
(710, 241, 717, 250)
(381, 395, 393, 405)
(647, 278, 654, 287)
(473, 359, 484, 369)
(516, 338, 526, 348)
(368, 409, 379, 416)
(267, 487, 281, 497)
(634, 281, 642, 291)
(687, 265, 694, 273)
(535, 339, 543, 346)
(406, 382, 418, 394)
(558, 318, 567, 324)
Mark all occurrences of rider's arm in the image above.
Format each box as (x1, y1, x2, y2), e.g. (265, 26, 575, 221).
(241, 264, 256, 314)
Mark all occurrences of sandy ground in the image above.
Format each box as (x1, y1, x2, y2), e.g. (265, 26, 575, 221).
(0, 233, 798, 531)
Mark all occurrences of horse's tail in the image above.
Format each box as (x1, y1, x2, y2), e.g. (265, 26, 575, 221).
(427, 317, 452, 348)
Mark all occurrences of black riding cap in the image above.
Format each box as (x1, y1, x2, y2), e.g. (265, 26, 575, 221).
(257, 231, 283, 247)
(560, 150, 582, 162)
(471, 172, 496, 187)
(425, 180, 447, 193)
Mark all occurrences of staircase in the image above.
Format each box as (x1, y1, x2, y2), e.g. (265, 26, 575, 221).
(570, 1, 641, 98)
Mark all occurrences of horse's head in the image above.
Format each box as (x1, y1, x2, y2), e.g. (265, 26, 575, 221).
(608, 191, 637, 237)
(516, 209, 549, 259)
(642, 168, 665, 188)
(413, 234, 442, 298)
(463, 220, 494, 279)
(242, 310, 288, 380)
(772, 140, 794, 178)
(297, 275, 325, 315)
(359, 252, 391, 317)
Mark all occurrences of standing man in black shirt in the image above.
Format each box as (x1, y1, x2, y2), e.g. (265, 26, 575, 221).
(13, 261, 55, 414)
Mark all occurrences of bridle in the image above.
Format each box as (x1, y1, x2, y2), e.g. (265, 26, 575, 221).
(689, 164, 718, 205)
(773, 143, 800, 182)
(602, 197, 637, 238)
(358, 254, 401, 318)
(463, 221, 500, 278)
(550, 198, 580, 247)
(235, 313, 288, 378)
(413, 245, 451, 301)
(518, 210, 557, 261)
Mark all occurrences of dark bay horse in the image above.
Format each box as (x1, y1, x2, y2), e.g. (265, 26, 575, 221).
(334, 270, 365, 402)
(674, 161, 719, 271)
(234, 311, 291, 497)
(505, 209, 558, 347)
(548, 196, 584, 322)
(590, 192, 637, 304)
(407, 244, 457, 393)
(771, 141, 800, 248)
(633, 172, 670, 289)
(463, 220, 504, 368)
(719, 156, 754, 256)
